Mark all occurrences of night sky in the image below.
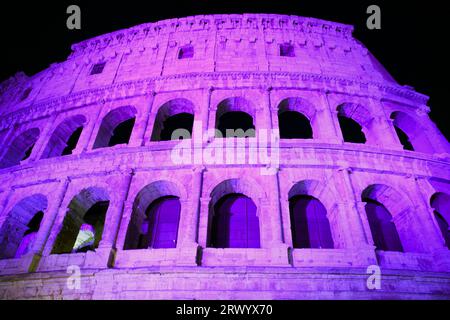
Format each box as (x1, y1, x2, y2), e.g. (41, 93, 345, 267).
(0, 0, 448, 139)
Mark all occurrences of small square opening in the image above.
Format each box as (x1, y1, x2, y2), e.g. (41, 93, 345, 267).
(90, 62, 106, 75)
(280, 43, 295, 57)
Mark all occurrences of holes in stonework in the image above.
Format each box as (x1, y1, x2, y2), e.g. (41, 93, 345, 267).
(90, 62, 106, 75)
(178, 45, 194, 59)
(280, 43, 295, 57)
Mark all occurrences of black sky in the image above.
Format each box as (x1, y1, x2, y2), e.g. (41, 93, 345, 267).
(0, 0, 448, 139)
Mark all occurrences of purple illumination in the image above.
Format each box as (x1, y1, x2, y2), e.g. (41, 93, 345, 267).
(140, 196, 181, 249)
(364, 200, 403, 252)
(0, 13, 449, 299)
(289, 195, 334, 249)
(211, 194, 260, 248)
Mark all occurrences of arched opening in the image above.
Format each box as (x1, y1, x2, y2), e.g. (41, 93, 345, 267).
(279, 111, 313, 139)
(394, 125, 414, 151)
(0, 128, 40, 169)
(41, 115, 86, 159)
(289, 195, 333, 249)
(178, 45, 194, 59)
(215, 97, 256, 138)
(363, 199, 403, 252)
(178, 44, 194, 59)
(209, 193, 260, 248)
(51, 188, 109, 254)
(151, 99, 195, 141)
(0, 194, 47, 259)
(93, 106, 137, 149)
(124, 181, 182, 250)
(338, 115, 366, 143)
(391, 111, 434, 153)
(107, 118, 136, 147)
(337, 103, 373, 144)
(430, 192, 450, 249)
(280, 43, 295, 57)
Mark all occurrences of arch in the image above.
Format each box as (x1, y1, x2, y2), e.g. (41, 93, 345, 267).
(215, 97, 256, 138)
(289, 195, 334, 249)
(391, 111, 434, 153)
(288, 180, 335, 249)
(151, 98, 195, 141)
(0, 128, 40, 169)
(51, 187, 110, 254)
(430, 192, 450, 249)
(41, 115, 87, 159)
(0, 194, 47, 259)
(93, 106, 137, 149)
(124, 181, 182, 250)
(178, 44, 194, 59)
(209, 193, 260, 248)
(362, 184, 407, 252)
(288, 179, 335, 213)
(337, 103, 373, 144)
(207, 179, 263, 248)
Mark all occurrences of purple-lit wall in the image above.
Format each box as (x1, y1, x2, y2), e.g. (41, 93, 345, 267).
(0, 14, 449, 300)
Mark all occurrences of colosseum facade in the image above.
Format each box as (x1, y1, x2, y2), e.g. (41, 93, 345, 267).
(0, 13, 449, 299)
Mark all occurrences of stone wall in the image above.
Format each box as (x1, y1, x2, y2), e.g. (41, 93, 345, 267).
(0, 14, 449, 300)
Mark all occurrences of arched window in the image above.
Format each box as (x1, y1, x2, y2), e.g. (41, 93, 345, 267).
(14, 211, 43, 258)
(279, 111, 313, 139)
(135, 196, 181, 249)
(51, 188, 109, 254)
(394, 125, 414, 151)
(93, 106, 137, 149)
(217, 112, 255, 138)
(0, 194, 47, 260)
(178, 45, 194, 59)
(289, 195, 334, 249)
(0, 128, 40, 169)
(391, 111, 434, 153)
(151, 99, 195, 141)
(160, 113, 194, 141)
(124, 181, 182, 250)
(280, 43, 295, 57)
(209, 193, 260, 248)
(107, 117, 136, 146)
(338, 115, 366, 143)
(363, 199, 403, 252)
(430, 192, 450, 249)
(41, 115, 86, 159)
(434, 212, 450, 249)
(336, 103, 374, 144)
(215, 97, 256, 138)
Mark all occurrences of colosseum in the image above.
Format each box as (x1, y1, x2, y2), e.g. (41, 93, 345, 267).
(0, 13, 449, 300)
